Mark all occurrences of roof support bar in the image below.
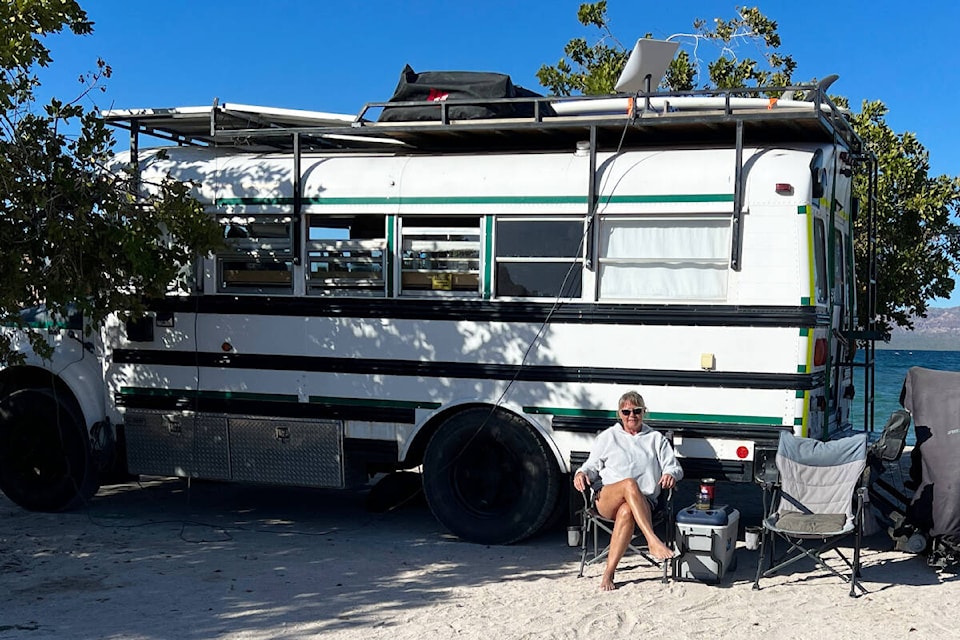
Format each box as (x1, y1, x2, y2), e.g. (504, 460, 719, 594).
(731, 119, 744, 271)
(128, 119, 141, 203)
(293, 132, 303, 267)
(585, 125, 598, 270)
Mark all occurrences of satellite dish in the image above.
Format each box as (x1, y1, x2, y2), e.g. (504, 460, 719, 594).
(614, 39, 680, 94)
(803, 74, 840, 102)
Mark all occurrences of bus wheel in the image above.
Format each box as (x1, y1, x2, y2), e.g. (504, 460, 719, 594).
(422, 407, 561, 545)
(0, 388, 100, 511)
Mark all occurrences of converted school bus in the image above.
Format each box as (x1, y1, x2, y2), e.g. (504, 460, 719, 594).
(0, 66, 879, 544)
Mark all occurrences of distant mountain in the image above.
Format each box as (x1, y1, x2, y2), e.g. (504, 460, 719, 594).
(881, 306, 960, 351)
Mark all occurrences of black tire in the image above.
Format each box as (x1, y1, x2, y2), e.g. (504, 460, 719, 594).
(422, 407, 561, 545)
(0, 388, 100, 511)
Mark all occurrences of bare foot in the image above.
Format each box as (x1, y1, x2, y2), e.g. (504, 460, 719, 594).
(649, 539, 675, 561)
(600, 574, 617, 591)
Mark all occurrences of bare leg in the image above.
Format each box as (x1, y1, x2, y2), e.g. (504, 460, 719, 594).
(600, 503, 635, 590)
(597, 478, 673, 563)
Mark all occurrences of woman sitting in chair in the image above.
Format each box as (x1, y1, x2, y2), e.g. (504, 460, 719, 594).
(573, 391, 683, 591)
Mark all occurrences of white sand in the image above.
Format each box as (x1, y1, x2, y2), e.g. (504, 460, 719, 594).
(3, 477, 960, 640)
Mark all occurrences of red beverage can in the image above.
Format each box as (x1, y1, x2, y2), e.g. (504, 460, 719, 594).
(696, 478, 716, 510)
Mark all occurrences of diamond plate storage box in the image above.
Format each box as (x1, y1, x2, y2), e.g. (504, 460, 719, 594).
(229, 416, 343, 487)
(124, 410, 230, 479)
(674, 504, 739, 583)
(123, 409, 344, 488)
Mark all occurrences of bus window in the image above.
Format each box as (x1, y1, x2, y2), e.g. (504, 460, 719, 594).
(399, 216, 480, 295)
(834, 229, 845, 300)
(813, 219, 828, 304)
(306, 215, 386, 296)
(217, 214, 294, 293)
(598, 215, 730, 300)
(494, 217, 584, 298)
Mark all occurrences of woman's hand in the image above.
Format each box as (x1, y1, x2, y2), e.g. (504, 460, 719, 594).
(573, 471, 590, 492)
(658, 473, 676, 490)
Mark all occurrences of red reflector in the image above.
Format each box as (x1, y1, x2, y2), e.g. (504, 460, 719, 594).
(775, 183, 794, 194)
(736, 446, 749, 459)
(814, 338, 828, 366)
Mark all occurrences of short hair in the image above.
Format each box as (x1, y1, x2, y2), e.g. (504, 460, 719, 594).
(618, 390, 647, 411)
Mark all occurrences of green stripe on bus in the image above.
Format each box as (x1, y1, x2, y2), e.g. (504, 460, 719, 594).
(215, 194, 735, 207)
(797, 364, 808, 373)
(308, 396, 441, 410)
(524, 406, 782, 425)
(195, 390, 297, 402)
(653, 412, 783, 425)
(800, 297, 811, 305)
(799, 327, 809, 336)
(601, 194, 733, 204)
(796, 390, 805, 398)
(797, 205, 809, 214)
(524, 406, 612, 419)
(216, 197, 295, 205)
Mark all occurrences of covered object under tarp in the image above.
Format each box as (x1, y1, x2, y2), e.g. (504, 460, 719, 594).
(901, 366, 960, 552)
(377, 65, 554, 122)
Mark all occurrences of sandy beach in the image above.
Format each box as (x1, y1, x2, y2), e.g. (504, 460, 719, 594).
(2, 474, 959, 640)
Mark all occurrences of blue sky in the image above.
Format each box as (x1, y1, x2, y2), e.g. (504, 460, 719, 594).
(40, 0, 960, 306)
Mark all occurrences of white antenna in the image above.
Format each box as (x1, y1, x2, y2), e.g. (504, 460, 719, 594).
(614, 39, 680, 95)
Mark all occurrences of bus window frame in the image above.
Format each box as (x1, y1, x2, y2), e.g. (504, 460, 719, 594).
(492, 215, 586, 300)
(215, 213, 295, 294)
(398, 216, 481, 297)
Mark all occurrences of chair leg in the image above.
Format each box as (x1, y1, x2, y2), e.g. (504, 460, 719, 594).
(850, 511, 864, 597)
(753, 527, 767, 590)
(577, 513, 591, 578)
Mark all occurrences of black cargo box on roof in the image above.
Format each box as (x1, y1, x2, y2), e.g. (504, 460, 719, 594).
(377, 64, 555, 122)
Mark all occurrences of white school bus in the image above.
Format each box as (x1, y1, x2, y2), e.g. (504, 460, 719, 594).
(0, 82, 878, 544)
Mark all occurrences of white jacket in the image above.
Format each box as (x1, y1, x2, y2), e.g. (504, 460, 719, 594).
(577, 423, 683, 501)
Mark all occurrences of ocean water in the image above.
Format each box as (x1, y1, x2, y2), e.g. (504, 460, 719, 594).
(850, 349, 960, 445)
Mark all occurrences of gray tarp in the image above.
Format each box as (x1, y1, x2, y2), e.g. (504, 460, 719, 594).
(901, 366, 960, 546)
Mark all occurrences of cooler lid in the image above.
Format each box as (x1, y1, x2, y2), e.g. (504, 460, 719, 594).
(676, 504, 734, 526)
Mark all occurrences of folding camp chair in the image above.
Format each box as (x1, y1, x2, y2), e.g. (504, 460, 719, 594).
(577, 484, 674, 583)
(866, 409, 912, 523)
(753, 431, 868, 597)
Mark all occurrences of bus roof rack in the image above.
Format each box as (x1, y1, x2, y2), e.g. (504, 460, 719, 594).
(102, 83, 863, 155)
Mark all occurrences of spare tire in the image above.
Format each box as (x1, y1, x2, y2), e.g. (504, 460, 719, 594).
(0, 388, 99, 511)
(422, 407, 560, 544)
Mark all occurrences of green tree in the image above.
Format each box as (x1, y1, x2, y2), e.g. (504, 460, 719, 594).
(538, 2, 960, 332)
(0, 1, 222, 365)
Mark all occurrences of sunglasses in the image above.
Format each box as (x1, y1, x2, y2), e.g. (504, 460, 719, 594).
(619, 408, 645, 417)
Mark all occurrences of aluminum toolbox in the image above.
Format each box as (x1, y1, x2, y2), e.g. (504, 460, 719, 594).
(123, 409, 343, 487)
(674, 504, 740, 583)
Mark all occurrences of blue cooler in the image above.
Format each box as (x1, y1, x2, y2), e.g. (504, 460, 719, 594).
(674, 504, 739, 583)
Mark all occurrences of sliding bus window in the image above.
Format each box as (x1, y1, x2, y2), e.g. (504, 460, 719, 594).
(598, 215, 731, 301)
(494, 217, 584, 298)
(400, 217, 480, 295)
(307, 215, 386, 296)
(217, 214, 294, 293)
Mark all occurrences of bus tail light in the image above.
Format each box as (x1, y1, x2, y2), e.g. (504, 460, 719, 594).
(814, 338, 828, 366)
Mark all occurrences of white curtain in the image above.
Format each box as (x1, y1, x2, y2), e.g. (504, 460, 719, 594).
(599, 217, 730, 300)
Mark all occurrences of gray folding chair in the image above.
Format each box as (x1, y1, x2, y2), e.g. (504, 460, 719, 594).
(577, 484, 674, 583)
(753, 431, 868, 597)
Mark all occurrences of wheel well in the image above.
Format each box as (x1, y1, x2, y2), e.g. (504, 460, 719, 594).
(0, 366, 84, 427)
(403, 403, 485, 467)
(403, 403, 560, 471)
